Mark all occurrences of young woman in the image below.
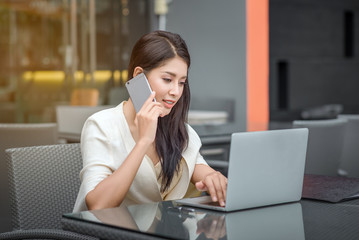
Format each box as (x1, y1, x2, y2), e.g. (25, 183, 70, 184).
(73, 31, 227, 212)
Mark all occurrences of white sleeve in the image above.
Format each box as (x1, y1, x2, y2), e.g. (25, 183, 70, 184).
(195, 150, 208, 166)
(186, 124, 208, 166)
(73, 117, 116, 212)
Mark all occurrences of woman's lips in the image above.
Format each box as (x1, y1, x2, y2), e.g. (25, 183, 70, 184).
(163, 99, 175, 108)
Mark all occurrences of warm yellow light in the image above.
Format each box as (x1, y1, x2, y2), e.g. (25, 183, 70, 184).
(34, 71, 65, 82)
(94, 70, 112, 82)
(22, 70, 126, 84)
(122, 70, 128, 82)
(22, 71, 33, 81)
(23, 71, 65, 83)
(74, 71, 84, 81)
(114, 70, 121, 81)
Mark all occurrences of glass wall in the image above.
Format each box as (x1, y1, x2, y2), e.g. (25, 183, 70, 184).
(0, 0, 151, 123)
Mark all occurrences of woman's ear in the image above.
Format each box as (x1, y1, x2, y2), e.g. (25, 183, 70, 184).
(133, 67, 144, 78)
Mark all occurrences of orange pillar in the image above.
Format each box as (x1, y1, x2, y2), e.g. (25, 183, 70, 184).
(247, 0, 269, 131)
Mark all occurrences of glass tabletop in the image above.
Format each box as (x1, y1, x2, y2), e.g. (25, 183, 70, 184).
(64, 200, 307, 240)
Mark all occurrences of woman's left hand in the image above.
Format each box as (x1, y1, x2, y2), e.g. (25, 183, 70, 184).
(195, 170, 227, 207)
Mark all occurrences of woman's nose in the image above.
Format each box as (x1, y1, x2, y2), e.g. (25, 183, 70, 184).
(169, 83, 180, 96)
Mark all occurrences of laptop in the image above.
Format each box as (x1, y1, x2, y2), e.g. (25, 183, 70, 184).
(176, 128, 309, 212)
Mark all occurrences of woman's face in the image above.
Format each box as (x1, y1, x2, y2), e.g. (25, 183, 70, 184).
(146, 56, 188, 117)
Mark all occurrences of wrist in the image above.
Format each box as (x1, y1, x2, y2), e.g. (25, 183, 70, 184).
(136, 138, 153, 149)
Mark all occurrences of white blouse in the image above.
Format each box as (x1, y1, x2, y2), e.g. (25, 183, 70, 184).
(73, 102, 207, 212)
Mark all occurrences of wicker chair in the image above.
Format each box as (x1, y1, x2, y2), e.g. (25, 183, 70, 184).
(0, 143, 97, 240)
(0, 123, 58, 233)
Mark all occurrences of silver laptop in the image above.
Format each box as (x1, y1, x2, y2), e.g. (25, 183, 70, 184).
(176, 128, 309, 212)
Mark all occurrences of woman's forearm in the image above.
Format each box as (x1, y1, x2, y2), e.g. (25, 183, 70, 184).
(191, 164, 216, 183)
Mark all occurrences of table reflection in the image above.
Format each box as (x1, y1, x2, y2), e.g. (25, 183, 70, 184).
(223, 202, 304, 240)
(74, 201, 305, 240)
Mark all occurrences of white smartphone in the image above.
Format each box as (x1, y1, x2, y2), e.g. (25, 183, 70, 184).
(125, 73, 155, 113)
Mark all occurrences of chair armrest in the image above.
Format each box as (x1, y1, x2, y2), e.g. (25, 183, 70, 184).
(0, 229, 98, 240)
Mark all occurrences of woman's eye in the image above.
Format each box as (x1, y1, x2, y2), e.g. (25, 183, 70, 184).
(163, 78, 171, 82)
(180, 82, 187, 86)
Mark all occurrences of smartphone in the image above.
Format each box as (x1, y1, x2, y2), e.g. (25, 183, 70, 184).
(125, 73, 155, 113)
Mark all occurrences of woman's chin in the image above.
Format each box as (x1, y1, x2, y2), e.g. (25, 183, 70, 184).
(159, 109, 171, 118)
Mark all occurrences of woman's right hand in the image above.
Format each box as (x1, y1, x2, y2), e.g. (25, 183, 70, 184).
(135, 91, 164, 145)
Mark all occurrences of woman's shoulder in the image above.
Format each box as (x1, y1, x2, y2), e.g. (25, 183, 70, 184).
(87, 102, 124, 123)
(81, 102, 127, 140)
(83, 103, 126, 135)
(185, 123, 201, 146)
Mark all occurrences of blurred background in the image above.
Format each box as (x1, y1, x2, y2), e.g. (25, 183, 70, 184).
(0, 0, 358, 130)
(0, 0, 150, 123)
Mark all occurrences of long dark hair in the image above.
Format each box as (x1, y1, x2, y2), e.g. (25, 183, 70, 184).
(128, 31, 191, 193)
